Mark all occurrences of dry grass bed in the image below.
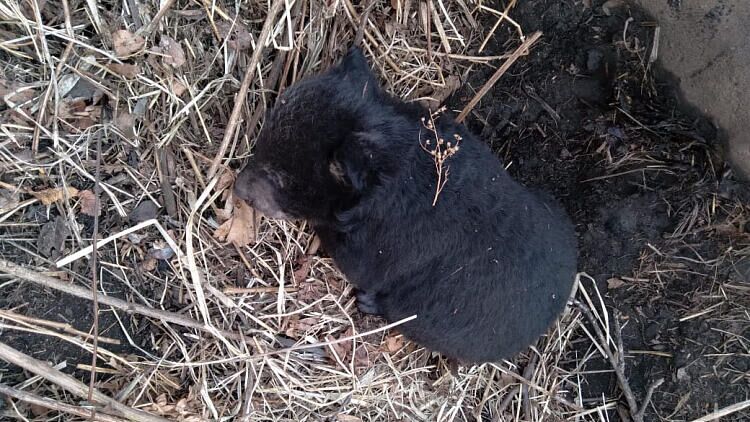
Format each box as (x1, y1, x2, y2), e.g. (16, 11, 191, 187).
(0, 0, 748, 421)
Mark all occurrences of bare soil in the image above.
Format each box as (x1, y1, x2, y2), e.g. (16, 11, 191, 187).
(454, 1, 749, 420)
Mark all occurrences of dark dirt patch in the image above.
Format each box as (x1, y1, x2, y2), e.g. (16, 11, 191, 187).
(0, 205, 154, 385)
(452, 0, 749, 420)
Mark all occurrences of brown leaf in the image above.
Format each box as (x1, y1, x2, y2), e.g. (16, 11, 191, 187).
(160, 36, 186, 68)
(297, 278, 326, 302)
(213, 199, 258, 246)
(285, 316, 319, 338)
(31, 186, 79, 205)
(77, 189, 99, 216)
(112, 29, 145, 57)
(107, 63, 140, 78)
(215, 21, 253, 50)
(293, 255, 312, 282)
(354, 343, 377, 370)
(383, 334, 404, 353)
(115, 112, 136, 138)
(217, 170, 236, 193)
(170, 77, 187, 97)
(0, 83, 36, 107)
(327, 327, 354, 362)
(607, 277, 625, 289)
(213, 219, 232, 242)
(30, 403, 48, 416)
(59, 100, 101, 129)
(420, 75, 461, 110)
(141, 257, 157, 272)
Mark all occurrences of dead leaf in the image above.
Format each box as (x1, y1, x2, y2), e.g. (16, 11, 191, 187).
(65, 77, 99, 101)
(337, 415, 363, 422)
(77, 189, 99, 216)
(160, 36, 186, 68)
(214, 199, 258, 246)
(149, 242, 175, 261)
(112, 30, 145, 57)
(285, 316, 319, 338)
(293, 255, 312, 282)
(170, 78, 187, 97)
(0, 189, 20, 212)
(297, 279, 326, 302)
(419, 75, 461, 110)
(0, 80, 37, 107)
(38, 216, 70, 258)
(215, 21, 253, 50)
(30, 402, 48, 416)
(141, 257, 157, 272)
(607, 277, 625, 289)
(107, 63, 140, 78)
(354, 343, 378, 371)
(327, 327, 354, 362)
(130, 201, 159, 223)
(217, 171, 236, 193)
(58, 100, 101, 129)
(30, 186, 79, 205)
(383, 334, 404, 353)
(115, 112, 136, 138)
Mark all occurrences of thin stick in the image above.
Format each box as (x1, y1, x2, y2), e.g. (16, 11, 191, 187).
(636, 378, 665, 421)
(56, 218, 182, 267)
(689, 399, 750, 422)
(0, 258, 246, 342)
(137, 0, 177, 37)
(457, 31, 542, 123)
(207, 0, 286, 180)
(0, 309, 120, 345)
(574, 299, 646, 422)
(87, 96, 109, 420)
(0, 342, 168, 422)
(0, 383, 125, 422)
(224, 286, 298, 294)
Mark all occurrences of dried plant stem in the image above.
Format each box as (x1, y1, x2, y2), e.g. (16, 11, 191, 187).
(207, 0, 286, 180)
(86, 98, 108, 420)
(457, 31, 542, 123)
(690, 399, 750, 422)
(0, 309, 120, 344)
(137, 0, 177, 37)
(420, 108, 461, 206)
(574, 299, 662, 422)
(0, 383, 126, 422)
(0, 258, 245, 342)
(0, 342, 168, 422)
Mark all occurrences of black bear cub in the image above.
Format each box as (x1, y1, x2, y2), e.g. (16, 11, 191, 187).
(234, 48, 577, 363)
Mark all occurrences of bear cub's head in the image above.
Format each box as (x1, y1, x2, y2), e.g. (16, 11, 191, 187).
(234, 48, 399, 223)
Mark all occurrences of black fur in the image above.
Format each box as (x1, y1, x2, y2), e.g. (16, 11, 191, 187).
(234, 48, 578, 363)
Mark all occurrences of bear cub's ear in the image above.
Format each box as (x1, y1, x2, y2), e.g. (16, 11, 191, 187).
(332, 47, 380, 99)
(329, 131, 382, 193)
